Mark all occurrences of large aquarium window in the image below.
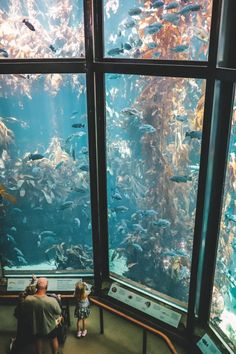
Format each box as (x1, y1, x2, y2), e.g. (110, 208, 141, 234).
(106, 74, 205, 306)
(210, 90, 236, 350)
(0, 0, 85, 59)
(0, 74, 93, 273)
(104, 0, 212, 61)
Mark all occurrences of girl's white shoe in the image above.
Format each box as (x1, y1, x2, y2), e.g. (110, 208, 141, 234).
(82, 329, 87, 337)
(77, 331, 82, 338)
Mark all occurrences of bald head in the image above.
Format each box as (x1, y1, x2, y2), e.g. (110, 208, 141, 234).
(36, 277, 48, 291)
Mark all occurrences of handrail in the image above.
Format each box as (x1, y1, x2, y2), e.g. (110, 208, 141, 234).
(90, 297, 179, 354)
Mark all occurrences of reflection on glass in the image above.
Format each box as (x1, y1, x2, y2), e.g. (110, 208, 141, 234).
(0, 74, 93, 272)
(210, 93, 236, 350)
(104, 0, 212, 61)
(0, 0, 84, 59)
(106, 74, 205, 304)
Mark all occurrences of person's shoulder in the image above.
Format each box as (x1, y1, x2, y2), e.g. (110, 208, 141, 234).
(23, 294, 36, 303)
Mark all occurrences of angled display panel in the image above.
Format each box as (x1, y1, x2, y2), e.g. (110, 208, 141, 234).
(210, 92, 236, 352)
(104, 0, 212, 61)
(0, 74, 93, 273)
(106, 74, 206, 306)
(0, 0, 85, 59)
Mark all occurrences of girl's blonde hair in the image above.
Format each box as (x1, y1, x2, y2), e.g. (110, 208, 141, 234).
(74, 281, 87, 301)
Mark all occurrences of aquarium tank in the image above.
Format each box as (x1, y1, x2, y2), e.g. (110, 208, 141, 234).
(0, 74, 93, 273)
(107, 74, 205, 306)
(1, 0, 236, 352)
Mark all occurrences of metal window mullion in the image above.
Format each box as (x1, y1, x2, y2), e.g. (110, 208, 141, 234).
(93, 0, 104, 61)
(84, 0, 102, 294)
(95, 72, 109, 279)
(186, 77, 217, 335)
(197, 81, 234, 323)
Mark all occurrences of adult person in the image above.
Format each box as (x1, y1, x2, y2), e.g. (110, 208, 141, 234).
(21, 277, 62, 354)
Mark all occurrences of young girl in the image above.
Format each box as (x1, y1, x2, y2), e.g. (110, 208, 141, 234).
(74, 281, 91, 338)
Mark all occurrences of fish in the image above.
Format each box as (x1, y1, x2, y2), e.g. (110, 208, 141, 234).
(152, 1, 164, 8)
(178, 4, 202, 15)
(170, 44, 189, 53)
(79, 164, 89, 172)
(71, 187, 87, 193)
(185, 130, 202, 140)
(162, 13, 180, 24)
(128, 7, 142, 16)
(132, 243, 143, 252)
(165, 2, 179, 10)
(123, 43, 132, 51)
(175, 114, 188, 122)
(147, 42, 158, 49)
(17, 256, 28, 265)
(127, 262, 138, 269)
(153, 219, 171, 228)
(55, 161, 64, 169)
(38, 236, 57, 249)
(111, 188, 122, 200)
(74, 218, 81, 228)
(111, 206, 128, 213)
(6, 234, 17, 245)
(120, 107, 142, 117)
(144, 23, 163, 35)
(139, 124, 156, 134)
(59, 201, 74, 210)
(139, 209, 158, 217)
(0, 48, 8, 58)
(188, 164, 200, 172)
(119, 18, 136, 29)
(49, 45, 57, 53)
(72, 149, 76, 161)
(28, 153, 44, 161)
(14, 247, 24, 257)
(132, 224, 147, 233)
(39, 231, 56, 237)
(225, 213, 236, 223)
(169, 175, 192, 183)
(72, 123, 85, 128)
(107, 48, 124, 56)
(0, 185, 17, 204)
(22, 19, 35, 31)
(80, 146, 88, 155)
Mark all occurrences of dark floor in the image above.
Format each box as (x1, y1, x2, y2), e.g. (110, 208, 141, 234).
(0, 304, 190, 354)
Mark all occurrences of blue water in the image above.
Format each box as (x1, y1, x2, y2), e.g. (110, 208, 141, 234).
(0, 74, 93, 272)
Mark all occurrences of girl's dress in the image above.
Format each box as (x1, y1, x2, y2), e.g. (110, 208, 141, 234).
(74, 296, 90, 319)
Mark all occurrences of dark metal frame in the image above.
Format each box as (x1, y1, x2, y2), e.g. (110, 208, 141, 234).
(1, 0, 236, 351)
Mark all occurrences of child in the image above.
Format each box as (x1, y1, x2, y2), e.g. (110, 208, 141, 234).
(74, 281, 91, 338)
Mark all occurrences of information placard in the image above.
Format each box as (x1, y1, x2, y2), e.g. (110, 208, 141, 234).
(7, 278, 31, 291)
(197, 334, 222, 354)
(7, 278, 81, 292)
(108, 283, 181, 328)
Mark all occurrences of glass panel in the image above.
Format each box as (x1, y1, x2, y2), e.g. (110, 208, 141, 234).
(210, 91, 236, 351)
(106, 74, 205, 305)
(0, 74, 93, 273)
(104, 0, 212, 61)
(0, 0, 84, 59)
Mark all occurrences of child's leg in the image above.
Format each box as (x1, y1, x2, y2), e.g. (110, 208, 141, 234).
(76, 319, 80, 332)
(82, 319, 85, 331)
